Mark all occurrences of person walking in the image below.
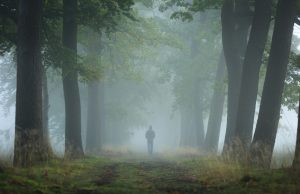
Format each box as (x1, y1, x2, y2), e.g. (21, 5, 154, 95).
(145, 125, 155, 154)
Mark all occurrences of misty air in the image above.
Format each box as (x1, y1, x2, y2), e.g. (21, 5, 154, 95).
(0, 0, 300, 193)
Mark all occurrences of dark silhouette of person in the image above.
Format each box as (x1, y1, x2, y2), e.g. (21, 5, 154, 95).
(145, 125, 155, 154)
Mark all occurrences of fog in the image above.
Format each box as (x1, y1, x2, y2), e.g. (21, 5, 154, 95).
(0, 2, 299, 167)
(0, 85, 297, 157)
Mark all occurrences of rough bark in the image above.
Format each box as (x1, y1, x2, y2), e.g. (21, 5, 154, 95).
(293, 95, 300, 168)
(14, 0, 45, 167)
(234, 0, 272, 150)
(204, 53, 226, 153)
(62, 0, 84, 159)
(221, 0, 251, 153)
(250, 0, 296, 168)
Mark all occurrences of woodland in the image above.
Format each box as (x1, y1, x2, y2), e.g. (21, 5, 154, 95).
(1, 0, 300, 193)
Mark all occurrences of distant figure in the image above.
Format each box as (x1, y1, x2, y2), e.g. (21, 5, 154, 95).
(145, 125, 155, 154)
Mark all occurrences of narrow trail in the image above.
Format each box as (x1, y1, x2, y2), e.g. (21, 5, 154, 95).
(72, 156, 210, 194)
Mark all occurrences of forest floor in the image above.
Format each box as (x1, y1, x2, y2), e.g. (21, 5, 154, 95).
(0, 151, 300, 194)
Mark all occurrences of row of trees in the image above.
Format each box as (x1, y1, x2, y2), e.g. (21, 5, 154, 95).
(1, 0, 300, 169)
(0, 0, 137, 167)
(0, 0, 180, 167)
(164, 0, 300, 168)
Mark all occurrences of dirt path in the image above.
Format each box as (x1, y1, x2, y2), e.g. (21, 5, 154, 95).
(72, 158, 211, 194)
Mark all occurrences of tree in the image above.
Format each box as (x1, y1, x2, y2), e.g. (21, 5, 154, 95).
(204, 53, 226, 152)
(164, 10, 222, 149)
(233, 0, 273, 150)
(293, 94, 300, 168)
(45, 0, 135, 156)
(250, 0, 296, 168)
(42, 66, 53, 157)
(221, 0, 252, 153)
(179, 37, 206, 147)
(14, 0, 45, 167)
(0, 0, 65, 160)
(1, 0, 149, 158)
(62, 0, 84, 159)
(160, 0, 252, 153)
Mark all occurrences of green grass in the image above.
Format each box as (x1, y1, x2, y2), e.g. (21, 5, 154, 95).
(0, 153, 300, 193)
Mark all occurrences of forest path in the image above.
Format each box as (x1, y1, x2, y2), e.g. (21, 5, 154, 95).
(1, 153, 300, 193)
(74, 154, 207, 194)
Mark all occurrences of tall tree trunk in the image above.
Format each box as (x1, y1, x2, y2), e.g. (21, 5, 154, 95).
(180, 104, 198, 147)
(179, 38, 205, 148)
(293, 95, 300, 168)
(42, 66, 53, 157)
(190, 38, 205, 148)
(250, 0, 296, 168)
(14, 0, 45, 167)
(62, 0, 84, 159)
(179, 90, 205, 148)
(233, 0, 272, 151)
(204, 53, 226, 153)
(194, 83, 205, 148)
(221, 0, 251, 153)
(85, 81, 102, 153)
